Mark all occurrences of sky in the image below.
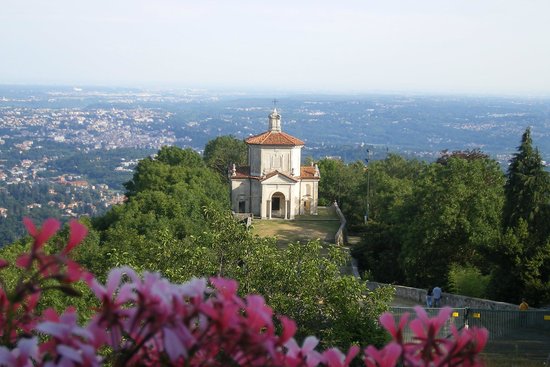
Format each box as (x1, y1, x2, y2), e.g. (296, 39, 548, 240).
(1, 0, 550, 95)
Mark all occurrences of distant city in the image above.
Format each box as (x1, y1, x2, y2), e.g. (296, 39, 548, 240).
(0, 85, 549, 245)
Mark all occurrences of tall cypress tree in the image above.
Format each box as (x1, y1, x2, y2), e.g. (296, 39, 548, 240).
(503, 128, 550, 240)
(493, 128, 550, 305)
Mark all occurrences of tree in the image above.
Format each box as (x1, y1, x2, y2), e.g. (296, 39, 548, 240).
(436, 149, 489, 165)
(317, 158, 350, 206)
(352, 155, 423, 283)
(123, 146, 215, 197)
(503, 128, 550, 241)
(352, 221, 405, 284)
(352, 153, 504, 288)
(362, 154, 423, 223)
(94, 203, 394, 350)
(203, 135, 247, 179)
(317, 159, 366, 224)
(489, 128, 550, 305)
(398, 155, 504, 287)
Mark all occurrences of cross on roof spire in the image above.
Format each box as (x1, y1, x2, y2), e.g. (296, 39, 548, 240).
(272, 99, 278, 108)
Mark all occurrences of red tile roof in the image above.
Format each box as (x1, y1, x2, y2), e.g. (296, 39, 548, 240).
(231, 166, 255, 179)
(300, 166, 319, 179)
(245, 131, 304, 146)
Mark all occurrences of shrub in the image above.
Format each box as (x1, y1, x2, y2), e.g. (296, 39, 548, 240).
(448, 264, 490, 298)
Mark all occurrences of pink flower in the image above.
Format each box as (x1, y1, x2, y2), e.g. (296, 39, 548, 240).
(62, 220, 88, 254)
(322, 345, 359, 367)
(15, 254, 32, 269)
(65, 259, 87, 282)
(163, 328, 188, 362)
(23, 217, 60, 251)
(379, 311, 409, 344)
(285, 336, 323, 367)
(245, 294, 273, 332)
(279, 316, 297, 345)
(408, 306, 451, 363)
(364, 343, 402, 367)
(87, 266, 137, 303)
(86, 267, 138, 349)
(0, 337, 38, 367)
(210, 277, 239, 298)
(37, 309, 101, 366)
(408, 306, 451, 341)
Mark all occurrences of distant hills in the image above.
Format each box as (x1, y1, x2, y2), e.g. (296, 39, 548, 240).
(1, 85, 548, 167)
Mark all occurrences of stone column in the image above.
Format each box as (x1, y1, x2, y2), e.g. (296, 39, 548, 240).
(289, 197, 293, 219)
(267, 200, 271, 219)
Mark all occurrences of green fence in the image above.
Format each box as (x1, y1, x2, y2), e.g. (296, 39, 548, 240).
(467, 308, 550, 338)
(390, 307, 550, 341)
(389, 307, 468, 341)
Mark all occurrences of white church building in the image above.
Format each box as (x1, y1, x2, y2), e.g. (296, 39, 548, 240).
(230, 109, 320, 219)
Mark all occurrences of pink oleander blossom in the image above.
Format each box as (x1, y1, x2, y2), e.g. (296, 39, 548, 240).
(63, 220, 88, 254)
(23, 217, 60, 252)
(0, 336, 39, 367)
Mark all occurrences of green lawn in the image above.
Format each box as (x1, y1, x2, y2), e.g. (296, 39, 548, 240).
(250, 206, 341, 247)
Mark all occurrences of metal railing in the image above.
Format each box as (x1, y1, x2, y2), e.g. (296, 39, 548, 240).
(389, 307, 468, 341)
(466, 308, 550, 338)
(389, 307, 550, 341)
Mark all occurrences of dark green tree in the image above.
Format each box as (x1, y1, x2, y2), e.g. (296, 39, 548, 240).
(352, 155, 423, 283)
(399, 156, 504, 287)
(203, 136, 247, 179)
(318, 158, 350, 206)
(318, 158, 366, 225)
(503, 128, 550, 241)
(156, 145, 205, 168)
(489, 128, 550, 305)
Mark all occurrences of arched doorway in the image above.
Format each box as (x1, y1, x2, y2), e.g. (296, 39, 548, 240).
(270, 192, 286, 219)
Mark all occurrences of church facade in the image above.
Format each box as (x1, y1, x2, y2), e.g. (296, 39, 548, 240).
(230, 109, 320, 219)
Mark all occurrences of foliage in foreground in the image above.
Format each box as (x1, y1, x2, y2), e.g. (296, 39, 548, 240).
(0, 218, 488, 366)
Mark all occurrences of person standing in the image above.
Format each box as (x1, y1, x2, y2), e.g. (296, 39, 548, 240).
(519, 298, 529, 310)
(426, 287, 433, 308)
(433, 286, 442, 307)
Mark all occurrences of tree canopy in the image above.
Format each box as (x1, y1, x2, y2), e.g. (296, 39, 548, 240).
(351, 153, 504, 289)
(489, 128, 550, 305)
(203, 135, 248, 179)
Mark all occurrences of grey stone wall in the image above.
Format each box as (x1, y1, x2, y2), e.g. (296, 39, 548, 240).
(333, 202, 347, 246)
(367, 281, 519, 310)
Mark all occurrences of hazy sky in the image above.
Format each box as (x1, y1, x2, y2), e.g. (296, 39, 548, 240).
(2, 0, 550, 95)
